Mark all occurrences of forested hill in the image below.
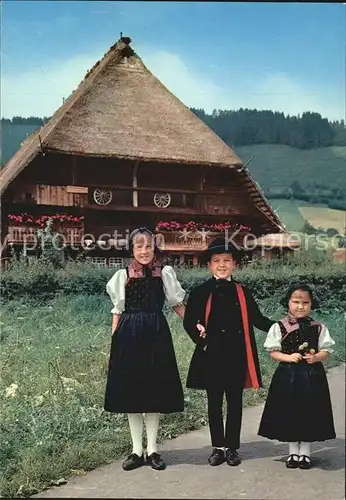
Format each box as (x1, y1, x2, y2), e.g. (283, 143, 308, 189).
(2, 110, 346, 149)
(191, 109, 346, 149)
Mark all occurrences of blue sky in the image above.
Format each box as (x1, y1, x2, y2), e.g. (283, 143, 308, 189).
(2, 1, 345, 120)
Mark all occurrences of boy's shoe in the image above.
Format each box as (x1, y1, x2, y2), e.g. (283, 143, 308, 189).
(122, 453, 144, 471)
(286, 454, 299, 469)
(146, 452, 166, 470)
(208, 448, 225, 466)
(226, 449, 241, 466)
(298, 455, 312, 470)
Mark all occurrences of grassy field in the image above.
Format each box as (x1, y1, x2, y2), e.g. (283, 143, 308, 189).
(266, 198, 345, 234)
(1, 285, 345, 497)
(268, 199, 310, 232)
(299, 206, 346, 235)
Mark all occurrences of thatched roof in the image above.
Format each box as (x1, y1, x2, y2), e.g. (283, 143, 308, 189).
(252, 233, 301, 248)
(0, 36, 283, 232)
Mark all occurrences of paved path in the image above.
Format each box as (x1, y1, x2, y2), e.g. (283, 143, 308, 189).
(35, 364, 345, 499)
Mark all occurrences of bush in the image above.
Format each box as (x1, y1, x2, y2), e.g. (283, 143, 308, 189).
(1, 254, 345, 312)
(326, 228, 340, 237)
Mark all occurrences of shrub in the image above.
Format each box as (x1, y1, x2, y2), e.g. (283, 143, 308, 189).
(1, 254, 345, 312)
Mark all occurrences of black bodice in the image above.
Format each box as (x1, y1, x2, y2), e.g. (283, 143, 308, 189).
(124, 270, 165, 312)
(279, 321, 320, 355)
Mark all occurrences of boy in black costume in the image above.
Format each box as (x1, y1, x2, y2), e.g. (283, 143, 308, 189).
(183, 237, 274, 466)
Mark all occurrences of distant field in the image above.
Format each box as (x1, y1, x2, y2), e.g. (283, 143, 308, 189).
(267, 198, 345, 234)
(299, 206, 346, 234)
(268, 199, 312, 231)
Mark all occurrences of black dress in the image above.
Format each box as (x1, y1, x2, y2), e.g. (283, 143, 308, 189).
(104, 268, 184, 414)
(258, 319, 336, 442)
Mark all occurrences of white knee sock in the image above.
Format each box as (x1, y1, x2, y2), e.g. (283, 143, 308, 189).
(299, 442, 311, 459)
(289, 442, 300, 459)
(144, 412, 160, 456)
(127, 413, 144, 456)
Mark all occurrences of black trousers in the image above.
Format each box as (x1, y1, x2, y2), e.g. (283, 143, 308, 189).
(206, 386, 243, 450)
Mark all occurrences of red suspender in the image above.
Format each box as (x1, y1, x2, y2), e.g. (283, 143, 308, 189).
(205, 294, 212, 327)
(235, 283, 260, 389)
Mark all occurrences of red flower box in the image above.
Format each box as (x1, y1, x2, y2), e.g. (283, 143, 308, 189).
(155, 220, 251, 233)
(8, 213, 84, 228)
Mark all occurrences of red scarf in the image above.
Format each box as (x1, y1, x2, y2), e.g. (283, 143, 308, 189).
(128, 258, 162, 278)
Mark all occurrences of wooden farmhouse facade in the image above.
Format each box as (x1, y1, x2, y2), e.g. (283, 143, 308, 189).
(0, 36, 286, 267)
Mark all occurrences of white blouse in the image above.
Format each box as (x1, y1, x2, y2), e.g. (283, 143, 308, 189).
(263, 322, 335, 353)
(106, 266, 186, 314)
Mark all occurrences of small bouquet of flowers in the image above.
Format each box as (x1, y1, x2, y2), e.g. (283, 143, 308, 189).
(298, 341, 315, 360)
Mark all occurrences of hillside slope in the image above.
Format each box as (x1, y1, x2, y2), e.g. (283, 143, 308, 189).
(235, 144, 346, 191)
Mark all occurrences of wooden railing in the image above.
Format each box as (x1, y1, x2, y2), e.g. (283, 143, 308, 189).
(155, 231, 219, 251)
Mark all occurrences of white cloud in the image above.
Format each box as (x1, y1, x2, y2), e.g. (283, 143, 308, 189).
(138, 49, 232, 112)
(1, 53, 100, 118)
(245, 72, 344, 121)
(140, 50, 344, 121)
(1, 48, 344, 121)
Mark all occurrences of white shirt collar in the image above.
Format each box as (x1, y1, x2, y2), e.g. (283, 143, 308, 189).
(213, 275, 232, 281)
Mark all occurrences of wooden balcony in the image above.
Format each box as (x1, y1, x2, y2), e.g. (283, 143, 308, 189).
(156, 231, 219, 252)
(7, 225, 84, 244)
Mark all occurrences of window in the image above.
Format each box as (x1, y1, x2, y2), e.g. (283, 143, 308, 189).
(108, 257, 124, 268)
(90, 257, 107, 268)
(184, 255, 195, 267)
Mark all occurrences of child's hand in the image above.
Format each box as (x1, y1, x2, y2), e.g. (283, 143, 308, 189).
(196, 323, 206, 338)
(112, 314, 119, 335)
(288, 353, 302, 363)
(303, 353, 317, 364)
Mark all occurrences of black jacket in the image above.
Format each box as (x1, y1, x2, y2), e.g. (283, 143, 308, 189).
(183, 278, 274, 390)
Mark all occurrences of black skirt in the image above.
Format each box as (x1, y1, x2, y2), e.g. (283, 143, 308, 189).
(104, 310, 184, 414)
(258, 361, 336, 442)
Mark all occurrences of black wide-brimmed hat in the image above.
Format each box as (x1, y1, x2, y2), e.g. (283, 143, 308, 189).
(202, 236, 242, 264)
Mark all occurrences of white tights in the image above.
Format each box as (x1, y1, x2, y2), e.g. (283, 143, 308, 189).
(127, 413, 160, 457)
(289, 441, 311, 460)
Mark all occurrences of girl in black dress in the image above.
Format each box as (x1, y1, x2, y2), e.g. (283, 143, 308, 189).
(104, 228, 186, 471)
(258, 284, 336, 469)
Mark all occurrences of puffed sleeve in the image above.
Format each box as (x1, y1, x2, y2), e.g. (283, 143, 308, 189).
(106, 269, 127, 314)
(318, 324, 335, 353)
(263, 323, 282, 352)
(161, 265, 186, 307)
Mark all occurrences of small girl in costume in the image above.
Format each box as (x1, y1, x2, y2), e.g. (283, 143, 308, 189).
(258, 283, 336, 469)
(104, 227, 186, 471)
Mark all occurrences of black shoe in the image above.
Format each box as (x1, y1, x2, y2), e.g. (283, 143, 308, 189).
(226, 449, 241, 466)
(208, 448, 225, 466)
(286, 454, 299, 469)
(122, 453, 144, 471)
(299, 455, 312, 470)
(146, 452, 166, 470)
